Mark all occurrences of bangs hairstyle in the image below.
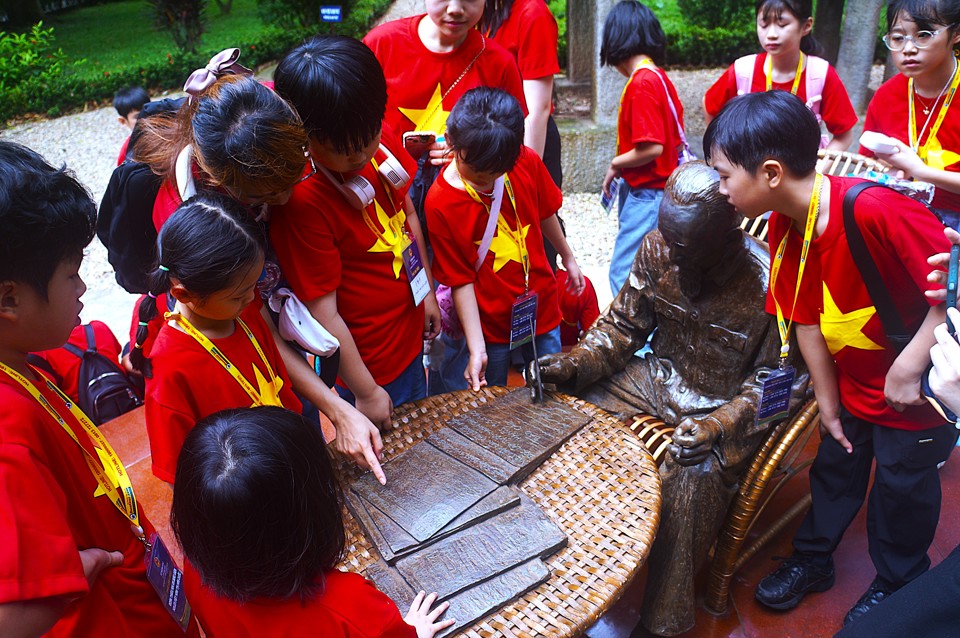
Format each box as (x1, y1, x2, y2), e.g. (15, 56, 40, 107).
(703, 90, 820, 176)
(129, 191, 265, 376)
(134, 75, 308, 197)
(274, 35, 387, 154)
(756, 0, 819, 55)
(887, 0, 960, 34)
(114, 85, 150, 117)
(0, 141, 96, 298)
(446, 87, 524, 175)
(600, 1, 667, 67)
(171, 406, 346, 602)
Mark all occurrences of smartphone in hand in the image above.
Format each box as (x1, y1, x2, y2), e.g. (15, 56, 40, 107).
(402, 131, 437, 160)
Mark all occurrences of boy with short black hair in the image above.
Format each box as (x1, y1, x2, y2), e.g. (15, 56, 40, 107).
(0, 140, 191, 636)
(113, 85, 150, 166)
(271, 35, 440, 425)
(704, 90, 957, 627)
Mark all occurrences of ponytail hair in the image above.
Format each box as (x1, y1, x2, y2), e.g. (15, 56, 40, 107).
(130, 191, 266, 376)
(756, 0, 820, 56)
(133, 75, 308, 200)
(480, 0, 516, 38)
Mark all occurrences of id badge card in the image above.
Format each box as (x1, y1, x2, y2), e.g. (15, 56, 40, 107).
(509, 291, 538, 350)
(401, 233, 430, 306)
(755, 365, 796, 427)
(145, 533, 192, 632)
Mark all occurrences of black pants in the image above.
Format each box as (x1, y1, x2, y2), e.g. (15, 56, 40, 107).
(793, 406, 957, 588)
(836, 542, 960, 638)
(541, 115, 564, 272)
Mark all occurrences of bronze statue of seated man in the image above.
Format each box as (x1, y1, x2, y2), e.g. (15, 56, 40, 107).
(534, 161, 809, 636)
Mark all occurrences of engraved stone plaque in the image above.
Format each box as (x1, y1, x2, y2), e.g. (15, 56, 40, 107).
(426, 428, 519, 483)
(352, 442, 499, 542)
(446, 389, 592, 482)
(394, 494, 567, 600)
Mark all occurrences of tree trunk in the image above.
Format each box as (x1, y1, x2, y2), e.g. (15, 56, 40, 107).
(836, 0, 885, 112)
(813, 0, 844, 65)
(3, 0, 44, 27)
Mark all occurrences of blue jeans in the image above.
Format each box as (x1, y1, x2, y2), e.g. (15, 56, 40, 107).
(428, 327, 561, 393)
(609, 186, 662, 296)
(336, 349, 426, 408)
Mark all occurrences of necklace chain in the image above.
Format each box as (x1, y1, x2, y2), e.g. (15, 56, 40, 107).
(916, 57, 957, 130)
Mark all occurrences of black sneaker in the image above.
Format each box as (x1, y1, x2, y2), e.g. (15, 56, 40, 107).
(755, 555, 836, 610)
(842, 577, 895, 626)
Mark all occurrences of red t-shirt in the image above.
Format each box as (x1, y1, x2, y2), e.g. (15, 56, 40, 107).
(363, 16, 527, 138)
(764, 175, 949, 430)
(35, 321, 124, 402)
(184, 563, 415, 638)
(145, 302, 301, 482)
(703, 53, 858, 137)
(862, 72, 960, 213)
(617, 66, 684, 189)
(0, 373, 191, 637)
(271, 128, 423, 386)
(556, 271, 600, 346)
(488, 0, 560, 80)
(426, 148, 561, 343)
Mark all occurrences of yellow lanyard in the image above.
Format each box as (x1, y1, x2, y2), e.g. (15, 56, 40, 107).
(0, 361, 148, 547)
(764, 52, 804, 94)
(616, 58, 657, 150)
(770, 172, 822, 366)
(361, 158, 406, 246)
(165, 312, 284, 407)
(909, 58, 960, 158)
(461, 172, 529, 289)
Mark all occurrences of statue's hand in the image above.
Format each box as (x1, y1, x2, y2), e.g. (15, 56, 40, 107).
(533, 353, 576, 386)
(668, 416, 722, 467)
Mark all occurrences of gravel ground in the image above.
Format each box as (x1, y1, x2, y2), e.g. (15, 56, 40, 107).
(0, 65, 886, 337)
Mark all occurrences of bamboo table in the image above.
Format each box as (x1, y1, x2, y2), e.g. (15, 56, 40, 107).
(335, 387, 662, 638)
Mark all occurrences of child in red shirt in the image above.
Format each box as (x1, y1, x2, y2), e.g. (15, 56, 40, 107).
(600, 1, 688, 296)
(860, 0, 960, 228)
(271, 36, 440, 424)
(131, 192, 301, 483)
(0, 141, 194, 636)
(706, 90, 957, 627)
(426, 87, 584, 391)
(555, 271, 601, 347)
(703, 0, 857, 151)
(172, 406, 452, 638)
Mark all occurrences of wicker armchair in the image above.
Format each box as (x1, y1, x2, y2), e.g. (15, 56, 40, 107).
(628, 150, 889, 614)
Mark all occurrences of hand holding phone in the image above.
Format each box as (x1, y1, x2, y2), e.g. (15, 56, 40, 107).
(402, 131, 437, 160)
(947, 244, 959, 335)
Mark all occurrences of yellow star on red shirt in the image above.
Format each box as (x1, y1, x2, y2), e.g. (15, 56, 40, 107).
(252, 365, 284, 407)
(398, 84, 451, 135)
(480, 222, 530, 273)
(367, 199, 407, 279)
(921, 134, 960, 170)
(820, 283, 885, 356)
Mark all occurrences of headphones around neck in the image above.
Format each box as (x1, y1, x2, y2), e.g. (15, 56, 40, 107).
(318, 144, 411, 210)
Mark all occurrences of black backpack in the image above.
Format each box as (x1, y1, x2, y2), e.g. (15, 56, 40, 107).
(43, 325, 144, 425)
(97, 97, 185, 294)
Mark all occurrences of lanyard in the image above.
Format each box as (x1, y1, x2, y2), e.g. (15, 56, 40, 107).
(165, 312, 284, 407)
(764, 52, 804, 94)
(461, 173, 529, 289)
(0, 362, 148, 548)
(770, 172, 822, 367)
(909, 58, 960, 158)
(616, 57, 657, 150)
(362, 158, 406, 246)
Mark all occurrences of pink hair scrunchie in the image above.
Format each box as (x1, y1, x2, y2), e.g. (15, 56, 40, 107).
(183, 48, 253, 98)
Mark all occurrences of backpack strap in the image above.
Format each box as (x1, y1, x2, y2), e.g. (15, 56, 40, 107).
(62, 341, 85, 359)
(84, 323, 98, 353)
(842, 181, 912, 352)
(734, 55, 756, 96)
(26, 354, 60, 384)
(804, 55, 830, 119)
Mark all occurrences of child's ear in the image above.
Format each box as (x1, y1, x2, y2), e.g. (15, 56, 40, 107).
(167, 281, 195, 305)
(761, 159, 784, 189)
(801, 17, 813, 38)
(0, 281, 20, 321)
(118, 115, 127, 126)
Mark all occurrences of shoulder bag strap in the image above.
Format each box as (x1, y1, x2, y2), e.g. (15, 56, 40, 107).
(647, 67, 690, 152)
(842, 181, 912, 352)
(474, 176, 505, 271)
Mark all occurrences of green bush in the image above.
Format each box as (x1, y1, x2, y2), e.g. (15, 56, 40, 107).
(0, 22, 71, 91)
(677, 0, 753, 30)
(547, 0, 566, 68)
(257, 0, 391, 32)
(666, 23, 757, 66)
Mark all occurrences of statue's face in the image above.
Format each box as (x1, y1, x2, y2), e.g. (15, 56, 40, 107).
(659, 202, 729, 273)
